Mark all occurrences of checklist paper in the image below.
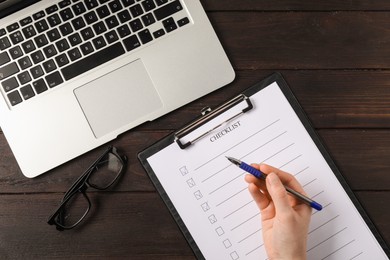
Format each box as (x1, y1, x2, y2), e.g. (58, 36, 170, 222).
(146, 81, 388, 259)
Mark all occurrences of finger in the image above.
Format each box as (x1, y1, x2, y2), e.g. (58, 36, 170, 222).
(266, 172, 292, 214)
(245, 174, 265, 189)
(244, 174, 269, 199)
(248, 183, 270, 211)
(260, 164, 307, 195)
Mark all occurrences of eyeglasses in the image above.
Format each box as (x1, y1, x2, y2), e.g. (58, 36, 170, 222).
(47, 146, 127, 231)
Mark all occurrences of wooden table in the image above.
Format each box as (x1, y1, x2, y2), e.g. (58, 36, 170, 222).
(1, 1, 389, 258)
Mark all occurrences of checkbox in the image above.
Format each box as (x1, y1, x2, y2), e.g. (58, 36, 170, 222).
(208, 214, 217, 224)
(215, 226, 224, 236)
(194, 190, 203, 200)
(223, 239, 232, 248)
(179, 166, 188, 176)
(230, 251, 239, 260)
(186, 178, 196, 188)
(201, 202, 210, 212)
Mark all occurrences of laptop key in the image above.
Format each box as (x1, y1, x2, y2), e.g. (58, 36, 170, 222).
(30, 65, 44, 79)
(123, 35, 140, 51)
(154, 0, 183, 21)
(108, 0, 123, 13)
(0, 36, 11, 50)
(130, 4, 143, 17)
(59, 0, 72, 9)
(85, 0, 99, 10)
(0, 62, 19, 80)
(93, 21, 107, 35)
(61, 42, 125, 80)
(162, 17, 177, 32)
(17, 71, 32, 85)
(141, 13, 156, 26)
(22, 25, 37, 39)
(33, 78, 48, 94)
(6, 23, 19, 33)
(178, 17, 189, 27)
(2, 77, 18, 92)
(81, 27, 95, 40)
(0, 52, 10, 66)
(105, 30, 119, 44)
(9, 46, 23, 59)
(48, 14, 62, 27)
(142, 0, 156, 12)
(138, 29, 152, 44)
(72, 17, 86, 30)
(60, 8, 74, 21)
(46, 71, 64, 88)
(32, 11, 45, 21)
(47, 28, 61, 42)
(55, 53, 69, 67)
(92, 36, 106, 50)
(96, 5, 110, 19)
(59, 23, 74, 36)
(106, 16, 119, 29)
(35, 19, 49, 33)
(68, 32, 82, 46)
(122, 0, 135, 7)
(155, 0, 168, 6)
(9, 31, 24, 44)
(56, 39, 70, 52)
(117, 24, 131, 38)
(18, 56, 32, 69)
(43, 44, 58, 58)
(42, 59, 57, 73)
(20, 16, 33, 26)
(80, 42, 94, 55)
(68, 47, 82, 61)
(46, 5, 59, 15)
(129, 18, 143, 32)
(72, 2, 87, 15)
(118, 10, 131, 23)
(7, 90, 22, 106)
(31, 50, 45, 64)
(153, 28, 165, 38)
(21, 40, 36, 54)
(20, 84, 35, 100)
(34, 34, 48, 47)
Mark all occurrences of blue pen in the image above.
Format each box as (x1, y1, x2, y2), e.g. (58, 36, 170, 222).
(226, 156, 323, 211)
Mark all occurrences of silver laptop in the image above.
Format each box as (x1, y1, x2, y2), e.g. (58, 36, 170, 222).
(0, 0, 235, 178)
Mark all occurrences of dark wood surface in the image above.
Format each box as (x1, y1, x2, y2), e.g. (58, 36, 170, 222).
(1, 1, 390, 258)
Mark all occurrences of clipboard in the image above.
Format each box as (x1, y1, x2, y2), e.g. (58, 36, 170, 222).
(138, 73, 389, 259)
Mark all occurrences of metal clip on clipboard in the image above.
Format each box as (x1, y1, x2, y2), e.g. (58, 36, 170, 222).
(174, 94, 253, 149)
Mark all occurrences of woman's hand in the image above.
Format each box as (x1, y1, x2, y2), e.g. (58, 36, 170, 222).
(245, 164, 312, 260)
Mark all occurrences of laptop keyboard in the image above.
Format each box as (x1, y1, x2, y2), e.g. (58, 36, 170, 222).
(0, 0, 190, 106)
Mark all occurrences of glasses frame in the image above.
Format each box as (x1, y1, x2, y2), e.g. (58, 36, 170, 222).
(47, 146, 127, 231)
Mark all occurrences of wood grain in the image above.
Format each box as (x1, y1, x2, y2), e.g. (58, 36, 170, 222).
(0, 192, 388, 258)
(0, 0, 389, 258)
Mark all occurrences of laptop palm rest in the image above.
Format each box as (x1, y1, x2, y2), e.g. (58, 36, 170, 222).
(74, 59, 163, 138)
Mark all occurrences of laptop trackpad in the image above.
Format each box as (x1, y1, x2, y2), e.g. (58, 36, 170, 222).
(74, 59, 163, 138)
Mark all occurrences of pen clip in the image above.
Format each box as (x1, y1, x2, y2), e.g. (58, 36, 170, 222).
(174, 94, 253, 149)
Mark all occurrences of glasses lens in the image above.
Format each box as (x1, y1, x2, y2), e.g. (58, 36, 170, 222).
(57, 191, 90, 229)
(88, 152, 123, 189)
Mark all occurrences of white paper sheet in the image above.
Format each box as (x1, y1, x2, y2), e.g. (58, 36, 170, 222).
(147, 82, 388, 260)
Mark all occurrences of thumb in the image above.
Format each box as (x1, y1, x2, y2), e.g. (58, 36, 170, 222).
(266, 172, 291, 214)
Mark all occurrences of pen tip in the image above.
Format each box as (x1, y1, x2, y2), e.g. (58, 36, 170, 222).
(226, 156, 240, 165)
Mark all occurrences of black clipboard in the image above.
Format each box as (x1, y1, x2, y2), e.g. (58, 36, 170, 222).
(138, 73, 390, 259)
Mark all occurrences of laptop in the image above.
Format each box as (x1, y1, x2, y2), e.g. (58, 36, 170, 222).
(0, 0, 235, 178)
